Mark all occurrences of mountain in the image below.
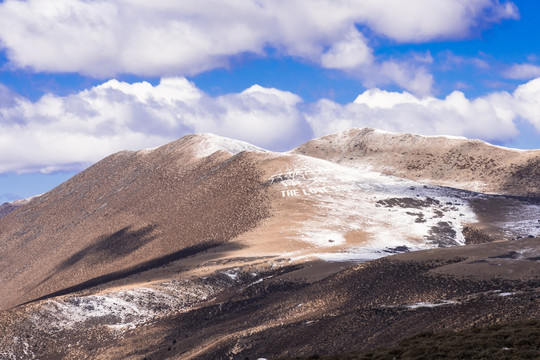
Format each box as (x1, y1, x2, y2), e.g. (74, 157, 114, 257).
(0, 197, 35, 219)
(0, 202, 21, 218)
(0, 129, 539, 359)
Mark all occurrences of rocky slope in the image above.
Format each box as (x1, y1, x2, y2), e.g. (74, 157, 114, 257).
(0, 128, 539, 359)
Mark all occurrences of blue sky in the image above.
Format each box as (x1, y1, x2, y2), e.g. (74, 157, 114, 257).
(0, 0, 539, 202)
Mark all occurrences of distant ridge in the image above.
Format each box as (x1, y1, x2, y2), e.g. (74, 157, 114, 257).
(293, 128, 540, 197)
(0, 202, 20, 218)
(0, 197, 37, 219)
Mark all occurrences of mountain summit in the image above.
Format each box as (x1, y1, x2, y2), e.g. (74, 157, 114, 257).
(1, 129, 539, 359)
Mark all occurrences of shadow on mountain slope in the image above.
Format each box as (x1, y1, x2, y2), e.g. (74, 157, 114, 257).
(60, 225, 158, 269)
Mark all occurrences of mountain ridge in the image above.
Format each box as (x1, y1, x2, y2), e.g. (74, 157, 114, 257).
(293, 127, 540, 198)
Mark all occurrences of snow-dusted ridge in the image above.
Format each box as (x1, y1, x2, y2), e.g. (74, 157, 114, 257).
(303, 127, 533, 153)
(371, 127, 468, 141)
(27, 265, 271, 336)
(366, 127, 530, 151)
(190, 133, 268, 157)
(136, 133, 269, 158)
(7, 194, 42, 205)
(32, 280, 217, 332)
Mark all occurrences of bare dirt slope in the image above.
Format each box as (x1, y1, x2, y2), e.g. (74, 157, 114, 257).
(293, 128, 540, 198)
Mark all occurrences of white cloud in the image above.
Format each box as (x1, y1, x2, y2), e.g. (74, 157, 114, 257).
(358, 0, 518, 42)
(2, 76, 539, 174)
(188, 85, 306, 148)
(0, 0, 517, 82)
(318, 31, 434, 95)
(305, 78, 540, 142)
(362, 60, 434, 97)
(320, 28, 373, 70)
(0, 78, 306, 173)
(503, 63, 540, 80)
(512, 78, 540, 132)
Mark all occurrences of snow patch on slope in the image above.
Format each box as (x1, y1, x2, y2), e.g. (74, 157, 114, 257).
(269, 155, 480, 261)
(31, 279, 218, 333)
(271, 153, 540, 262)
(305, 155, 472, 245)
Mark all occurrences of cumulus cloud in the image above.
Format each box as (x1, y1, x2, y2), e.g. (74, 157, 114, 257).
(0, 0, 517, 88)
(0, 78, 306, 173)
(305, 77, 540, 142)
(318, 29, 434, 95)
